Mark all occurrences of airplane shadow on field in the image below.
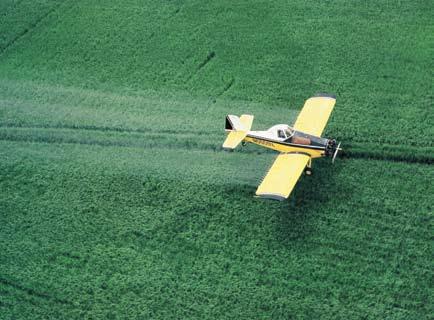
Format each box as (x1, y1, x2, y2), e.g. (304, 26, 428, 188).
(272, 159, 350, 244)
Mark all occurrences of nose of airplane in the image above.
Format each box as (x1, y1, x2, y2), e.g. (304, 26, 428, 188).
(325, 139, 337, 156)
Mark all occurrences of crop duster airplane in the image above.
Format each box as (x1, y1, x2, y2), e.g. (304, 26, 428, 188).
(222, 93, 341, 201)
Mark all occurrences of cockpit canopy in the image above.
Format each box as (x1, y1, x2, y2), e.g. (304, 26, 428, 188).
(268, 124, 294, 140)
(262, 124, 329, 148)
(278, 128, 295, 139)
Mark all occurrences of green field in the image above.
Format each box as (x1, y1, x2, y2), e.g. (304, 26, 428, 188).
(0, 0, 433, 319)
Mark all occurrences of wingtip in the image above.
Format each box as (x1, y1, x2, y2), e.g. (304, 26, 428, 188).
(222, 146, 235, 152)
(255, 193, 287, 201)
(314, 93, 336, 99)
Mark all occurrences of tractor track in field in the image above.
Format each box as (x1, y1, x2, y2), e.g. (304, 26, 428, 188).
(197, 51, 216, 71)
(215, 77, 235, 100)
(1, 123, 432, 147)
(0, 123, 212, 137)
(185, 51, 216, 83)
(0, 132, 218, 153)
(0, 1, 69, 56)
(0, 277, 72, 306)
(339, 148, 433, 165)
(0, 125, 432, 165)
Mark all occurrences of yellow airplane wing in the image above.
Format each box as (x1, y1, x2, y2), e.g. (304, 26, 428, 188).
(256, 153, 310, 200)
(293, 94, 336, 137)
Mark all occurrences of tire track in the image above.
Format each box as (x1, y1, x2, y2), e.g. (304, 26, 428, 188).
(0, 1, 67, 56)
(340, 148, 433, 165)
(0, 277, 71, 306)
(185, 51, 216, 82)
(0, 130, 221, 152)
(0, 127, 432, 164)
(215, 77, 235, 100)
(340, 136, 434, 148)
(2, 123, 430, 148)
(0, 123, 219, 137)
(197, 51, 216, 71)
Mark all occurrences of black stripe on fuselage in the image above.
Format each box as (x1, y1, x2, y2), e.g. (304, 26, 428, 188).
(247, 134, 326, 150)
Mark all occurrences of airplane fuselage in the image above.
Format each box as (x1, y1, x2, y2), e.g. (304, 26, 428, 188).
(242, 124, 335, 159)
(222, 94, 339, 200)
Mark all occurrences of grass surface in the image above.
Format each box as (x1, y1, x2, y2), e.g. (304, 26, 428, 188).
(1, 141, 432, 319)
(0, 0, 433, 319)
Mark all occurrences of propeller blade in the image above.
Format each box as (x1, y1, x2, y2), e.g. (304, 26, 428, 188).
(332, 142, 341, 164)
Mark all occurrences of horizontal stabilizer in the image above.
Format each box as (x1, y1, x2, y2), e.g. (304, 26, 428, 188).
(223, 131, 248, 149)
(223, 114, 254, 150)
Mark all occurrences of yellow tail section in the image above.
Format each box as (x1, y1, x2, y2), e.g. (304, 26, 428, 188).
(223, 131, 248, 149)
(223, 114, 254, 150)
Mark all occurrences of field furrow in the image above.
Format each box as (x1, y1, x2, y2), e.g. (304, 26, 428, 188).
(0, 0, 69, 54)
(0, 80, 432, 149)
(0, 126, 432, 165)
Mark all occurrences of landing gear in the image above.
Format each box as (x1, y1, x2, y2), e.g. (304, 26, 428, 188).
(242, 141, 247, 146)
(305, 158, 312, 175)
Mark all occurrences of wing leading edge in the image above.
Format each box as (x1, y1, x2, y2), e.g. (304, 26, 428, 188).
(293, 94, 336, 137)
(256, 153, 310, 200)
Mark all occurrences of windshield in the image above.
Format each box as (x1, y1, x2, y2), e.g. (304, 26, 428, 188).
(285, 128, 295, 138)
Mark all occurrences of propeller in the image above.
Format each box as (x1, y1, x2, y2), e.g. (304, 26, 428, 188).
(332, 142, 342, 164)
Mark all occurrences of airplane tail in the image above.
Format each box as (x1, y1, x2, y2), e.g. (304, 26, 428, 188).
(223, 114, 254, 150)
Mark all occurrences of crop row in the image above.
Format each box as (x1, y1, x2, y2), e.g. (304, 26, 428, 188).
(0, 126, 432, 166)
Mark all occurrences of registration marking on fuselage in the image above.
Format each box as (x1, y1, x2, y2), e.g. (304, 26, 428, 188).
(252, 137, 275, 148)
